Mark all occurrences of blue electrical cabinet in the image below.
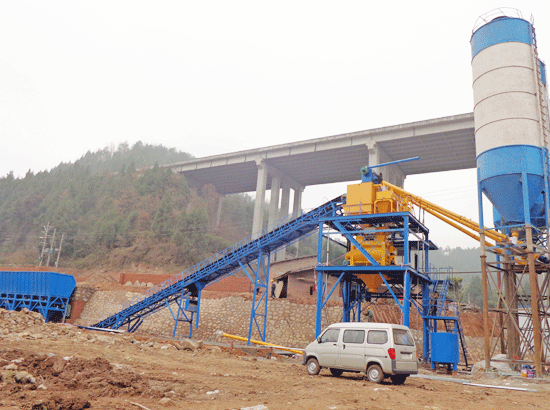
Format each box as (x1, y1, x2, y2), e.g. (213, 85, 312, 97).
(0, 271, 76, 322)
(430, 331, 459, 370)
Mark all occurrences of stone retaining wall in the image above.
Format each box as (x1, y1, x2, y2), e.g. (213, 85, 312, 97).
(79, 291, 343, 347)
(78, 290, 140, 326)
(79, 290, 486, 361)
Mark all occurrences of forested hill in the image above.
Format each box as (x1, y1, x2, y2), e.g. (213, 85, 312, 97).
(0, 141, 490, 280)
(0, 142, 254, 270)
(52, 141, 194, 175)
(429, 246, 485, 273)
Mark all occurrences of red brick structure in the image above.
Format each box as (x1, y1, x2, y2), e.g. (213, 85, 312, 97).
(119, 273, 173, 286)
(119, 272, 253, 293)
(65, 284, 96, 324)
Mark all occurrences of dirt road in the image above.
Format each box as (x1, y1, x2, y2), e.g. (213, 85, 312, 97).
(1, 308, 548, 410)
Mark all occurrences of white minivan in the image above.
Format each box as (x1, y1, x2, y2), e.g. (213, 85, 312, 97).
(302, 322, 418, 384)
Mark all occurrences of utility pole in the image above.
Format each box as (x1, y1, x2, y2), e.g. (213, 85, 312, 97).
(55, 233, 64, 268)
(38, 222, 51, 267)
(45, 229, 56, 267)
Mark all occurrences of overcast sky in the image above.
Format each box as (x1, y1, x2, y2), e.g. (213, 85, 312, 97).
(1, 1, 549, 249)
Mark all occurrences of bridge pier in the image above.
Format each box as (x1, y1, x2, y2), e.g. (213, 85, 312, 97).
(367, 141, 405, 187)
(267, 175, 282, 228)
(291, 186, 304, 257)
(276, 179, 291, 260)
(215, 195, 224, 228)
(252, 160, 304, 254)
(252, 160, 269, 238)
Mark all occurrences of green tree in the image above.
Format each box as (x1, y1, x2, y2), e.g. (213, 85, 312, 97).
(448, 277, 464, 303)
(152, 195, 174, 242)
(0, 142, 257, 269)
(466, 275, 498, 310)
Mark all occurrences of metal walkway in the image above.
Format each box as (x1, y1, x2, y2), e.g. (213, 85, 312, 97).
(92, 196, 345, 331)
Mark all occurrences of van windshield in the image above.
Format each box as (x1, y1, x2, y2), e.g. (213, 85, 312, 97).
(393, 329, 415, 346)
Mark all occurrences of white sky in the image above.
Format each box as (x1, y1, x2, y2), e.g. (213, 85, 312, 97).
(1, 1, 549, 250)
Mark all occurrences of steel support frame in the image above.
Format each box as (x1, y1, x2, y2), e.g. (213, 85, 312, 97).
(478, 163, 550, 376)
(0, 293, 70, 322)
(313, 212, 433, 338)
(239, 249, 271, 344)
(167, 290, 201, 339)
(314, 267, 346, 337)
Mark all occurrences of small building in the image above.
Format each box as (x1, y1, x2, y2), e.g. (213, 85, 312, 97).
(270, 256, 341, 301)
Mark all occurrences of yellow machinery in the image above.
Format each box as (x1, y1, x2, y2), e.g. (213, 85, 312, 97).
(342, 167, 508, 293)
(346, 232, 396, 292)
(344, 180, 411, 215)
(343, 178, 411, 292)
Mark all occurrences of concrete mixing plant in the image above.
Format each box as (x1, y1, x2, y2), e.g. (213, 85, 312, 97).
(84, 8, 550, 377)
(471, 8, 550, 376)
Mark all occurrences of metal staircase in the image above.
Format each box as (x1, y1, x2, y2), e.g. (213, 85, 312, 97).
(452, 302, 471, 368)
(92, 196, 345, 332)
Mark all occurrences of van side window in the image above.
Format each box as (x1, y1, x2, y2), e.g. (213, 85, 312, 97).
(367, 330, 388, 344)
(320, 328, 340, 343)
(343, 329, 365, 344)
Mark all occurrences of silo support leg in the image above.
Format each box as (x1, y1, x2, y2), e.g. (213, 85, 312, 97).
(526, 227, 543, 377)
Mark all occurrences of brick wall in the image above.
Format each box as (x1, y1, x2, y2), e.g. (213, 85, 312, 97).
(204, 277, 253, 293)
(66, 284, 97, 323)
(119, 273, 174, 286)
(119, 273, 253, 293)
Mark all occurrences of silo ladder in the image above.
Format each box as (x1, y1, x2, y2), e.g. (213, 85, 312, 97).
(532, 27, 550, 238)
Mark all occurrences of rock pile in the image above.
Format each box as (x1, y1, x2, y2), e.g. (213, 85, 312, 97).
(0, 307, 268, 409)
(0, 307, 46, 337)
(0, 348, 147, 409)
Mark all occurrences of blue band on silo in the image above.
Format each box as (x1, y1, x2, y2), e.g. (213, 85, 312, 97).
(477, 145, 546, 225)
(541, 60, 547, 85)
(477, 145, 545, 180)
(471, 17, 533, 59)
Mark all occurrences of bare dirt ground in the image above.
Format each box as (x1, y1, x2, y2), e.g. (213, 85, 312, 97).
(1, 309, 549, 410)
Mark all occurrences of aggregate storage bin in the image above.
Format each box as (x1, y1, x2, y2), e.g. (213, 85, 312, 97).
(0, 271, 76, 322)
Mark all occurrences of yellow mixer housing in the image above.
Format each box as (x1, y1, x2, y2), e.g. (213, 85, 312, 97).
(343, 180, 408, 292)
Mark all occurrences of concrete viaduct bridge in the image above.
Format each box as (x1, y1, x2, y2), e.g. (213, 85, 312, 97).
(164, 112, 476, 250)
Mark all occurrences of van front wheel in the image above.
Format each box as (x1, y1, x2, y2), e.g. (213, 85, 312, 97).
(367, 364, 384, 383)
(306, 358, 321, 375)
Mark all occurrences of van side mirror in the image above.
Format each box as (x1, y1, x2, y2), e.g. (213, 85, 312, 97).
(317, 336, 322, 343)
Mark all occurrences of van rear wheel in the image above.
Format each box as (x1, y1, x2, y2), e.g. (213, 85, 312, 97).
(329, 368, 343, 377)
(306, 358, 321, 375)
(367, 364, 384, 384)
(390, 375, 407, 385)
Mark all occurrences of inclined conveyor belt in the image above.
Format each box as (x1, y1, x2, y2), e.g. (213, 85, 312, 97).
(92, 196, 344, 330)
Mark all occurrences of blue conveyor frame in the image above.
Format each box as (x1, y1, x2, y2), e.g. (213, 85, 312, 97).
(92, 196, 346, 337)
